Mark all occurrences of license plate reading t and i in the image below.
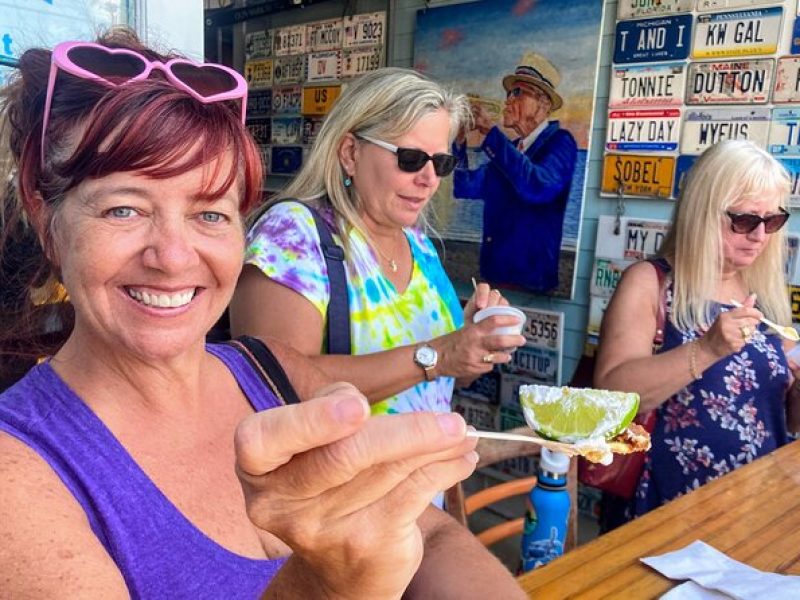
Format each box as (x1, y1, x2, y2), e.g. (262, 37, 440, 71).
(602, 154, 675, 198)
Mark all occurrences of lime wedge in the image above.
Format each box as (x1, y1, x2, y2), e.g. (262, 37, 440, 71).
(519, 385, 639, 443)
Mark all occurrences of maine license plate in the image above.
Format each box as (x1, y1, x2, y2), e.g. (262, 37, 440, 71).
(602, 154, 675, 198)
(306, 18, 343, 52)
(680, 107, 770, 154)
(271, 116, 303, 145)
(606, 108, 681, 152)
(692, 7, 783, 58)
(342, 47, 383, 78)
(271, 85, 302, 114)
(273, 55, 305, 86)
(768, 107, 800, 155)
(274, 24, 306, 56)
(343, 12, 385, 48)
(301, 85, 341, 116)
(245, 30, 271, 60)
(307, 50, 341, 82)
(624, 220, 669, 259)
(697, 0, 787, 11)
(246, 89, 272, 118)
(617, 0, 693, 20)
(773, 57, 800, 103)
(520, 307, 562, 351)
(686, 58, 773, 104)
(244, 59, 273, 89)
(609, 62, 685, 107)
(590, 257, 633, 298)
(778, 158, 800, 208)
(613, 15, 692, 64)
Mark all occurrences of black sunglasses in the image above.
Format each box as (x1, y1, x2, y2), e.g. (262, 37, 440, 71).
(355, 134, 457, 177)
(726, 207, 790, 234)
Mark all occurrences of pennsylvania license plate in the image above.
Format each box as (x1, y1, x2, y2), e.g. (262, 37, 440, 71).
(343, 12, 385, 48)
(680, 107, 770, 154)
(617, 0, 693, 20)
(609, 62, 685, 107)
(685, 58, 773, 104)
(602, 153, 675, 198)
(606, 108, 681, 152)
(614, 15, 693, 64)
(692, 7, 783, 58)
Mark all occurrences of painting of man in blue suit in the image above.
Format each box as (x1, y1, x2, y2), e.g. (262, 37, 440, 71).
(453, 52, 577, 293)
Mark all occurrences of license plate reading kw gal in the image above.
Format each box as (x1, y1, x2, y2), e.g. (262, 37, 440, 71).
(606, 108, 681, 152)
(614, 15, 692, 64)
(609, 62, 686, 107)
(617, 0, 693, 20)
(602, 154, 675, 198)
(686, 58, 773, 104)
(692, 7, 783, 58)
(768, 108, 800, 155)
(680, 107, 770, 154)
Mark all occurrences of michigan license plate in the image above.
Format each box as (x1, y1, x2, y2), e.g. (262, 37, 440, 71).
(602, 154, 675, 198)
(614, 15, 693, 64)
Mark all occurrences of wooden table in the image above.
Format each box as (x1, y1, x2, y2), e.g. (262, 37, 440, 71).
(517, 440, 800, 599)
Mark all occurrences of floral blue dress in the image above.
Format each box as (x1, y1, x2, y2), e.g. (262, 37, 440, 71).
(633, 259, 791, 517)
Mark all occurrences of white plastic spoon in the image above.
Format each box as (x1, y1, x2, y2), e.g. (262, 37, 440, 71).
(729, 298, 800, 341)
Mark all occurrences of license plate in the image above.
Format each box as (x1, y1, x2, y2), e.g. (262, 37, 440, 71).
(606, 108, 681, 152)
(587, 296, 610, 337)
(503, 345, 559, 383)
(773, 57, 800, 103)
(272, 85, 302, 114)
(343, 11, 385, 48)
(782, 159, 800, 209)
(614, 15, 692, 64)
(246, 118, 271, 145)
(245, 30, 272, 60)
(342, 47, 383, 78)
(306, 51, 341, 83)
(452, 395, 499, 429)
(274, 24, 306, 56)
(271, 146, 303, 174)
(273, 55, 305, 86)
(609, 62, 685, 107)
(244, 59, 273, 90)
(246, 89, 272, 118)
(302, 85, 342, 116)
(792, 17, 800, 54)
(692, 7, 783, 58)
(602, 154, 675, 198)
(271, 116, 303, 145)
(302, 117, 324, 146)
(590, 258, 633, 298)
(697, 0, 787, 11)
(618, 0, 693, 20)
(624, 220, 669, 260)
(306, 18, 343, 52)
(680, 107, 770, 154)
(673, 154, 697, 197)
(768, 107, 800, 155)
(686, 58, 773, 104)
(520, 307, 562, 350)
(595, 216, 671, 258)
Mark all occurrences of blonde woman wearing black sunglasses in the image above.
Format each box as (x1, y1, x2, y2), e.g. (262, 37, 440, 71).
(595, 139, 800, 527)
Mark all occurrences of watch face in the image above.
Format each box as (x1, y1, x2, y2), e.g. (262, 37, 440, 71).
(416, 346, 436, 366)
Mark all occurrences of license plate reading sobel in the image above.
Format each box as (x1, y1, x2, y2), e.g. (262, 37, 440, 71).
(602, 154, 675, 198)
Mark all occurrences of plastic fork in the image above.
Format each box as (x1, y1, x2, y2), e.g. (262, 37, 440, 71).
(729, 299, 800, 341)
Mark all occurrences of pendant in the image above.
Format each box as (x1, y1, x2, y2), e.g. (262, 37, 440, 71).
(389, 259, 398, 273)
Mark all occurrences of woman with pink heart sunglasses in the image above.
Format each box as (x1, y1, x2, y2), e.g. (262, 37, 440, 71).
(0, 29, 521, 600)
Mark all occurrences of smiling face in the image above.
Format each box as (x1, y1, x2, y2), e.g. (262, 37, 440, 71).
(721, 191, 784, 272)
(348, 108, 451, 232)
(50, 155, 244, 362)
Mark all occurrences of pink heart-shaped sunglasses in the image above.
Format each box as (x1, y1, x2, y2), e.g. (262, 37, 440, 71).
(41, 41, 248, 168)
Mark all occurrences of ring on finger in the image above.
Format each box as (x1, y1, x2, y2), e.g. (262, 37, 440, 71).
(739, 325, 752, 341)
(491, 289, 501, 296)
(482, 353, 495, 364)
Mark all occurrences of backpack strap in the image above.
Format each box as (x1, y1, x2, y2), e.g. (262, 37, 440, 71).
(228, 335, 301, 405)
(647, 258, 671, 349)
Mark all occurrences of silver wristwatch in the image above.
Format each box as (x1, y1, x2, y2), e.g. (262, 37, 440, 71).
(414, 344, 438, 382)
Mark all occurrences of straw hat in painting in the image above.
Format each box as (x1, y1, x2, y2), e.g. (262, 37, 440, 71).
(502, 51, 563, 111)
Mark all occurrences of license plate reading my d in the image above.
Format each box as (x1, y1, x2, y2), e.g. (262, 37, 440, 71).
(614, 15, 693, 64)
(602, 154, 675, 198)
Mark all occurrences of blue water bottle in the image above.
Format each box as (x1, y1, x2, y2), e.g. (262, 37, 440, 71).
(520, 448, 570, 572)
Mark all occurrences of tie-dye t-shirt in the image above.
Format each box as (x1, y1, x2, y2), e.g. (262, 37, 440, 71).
(245, 200, 464, 415)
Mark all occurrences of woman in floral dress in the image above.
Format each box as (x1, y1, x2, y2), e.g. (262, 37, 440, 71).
(595, 140, 800, 519)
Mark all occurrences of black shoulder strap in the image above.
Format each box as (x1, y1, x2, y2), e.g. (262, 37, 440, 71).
(228, 335, 301, 405)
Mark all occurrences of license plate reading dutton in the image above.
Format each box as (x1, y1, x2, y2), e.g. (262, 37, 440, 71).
(692, 7, 783, 58)
(609, 62, 686, 107)
(617, 0, 693, 20)
(606, 108, 681, 152)
(680, 107, 770, 154)
(602, 154, 675, 198)
(686, 59, 773, 104)
(614, 15, 692, 64)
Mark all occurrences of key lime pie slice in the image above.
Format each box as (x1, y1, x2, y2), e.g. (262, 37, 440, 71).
(519, 385, 651, 464)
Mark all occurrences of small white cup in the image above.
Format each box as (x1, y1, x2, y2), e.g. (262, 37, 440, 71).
(472, 305, 526, 336)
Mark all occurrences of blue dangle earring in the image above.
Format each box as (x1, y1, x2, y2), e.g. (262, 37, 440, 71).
(343, 175, 352, 187)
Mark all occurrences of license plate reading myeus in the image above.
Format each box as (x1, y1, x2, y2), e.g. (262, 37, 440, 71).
(617, 0, 693, 20)
(602, 154, 675, 198)
(614, 15, 692, 64)
(680, 107, 770, 154)
(692, 7, 783, 58)
(606, 109, 680, 152)
(686, 59, 773, 104)
(609, 62, 686, 107)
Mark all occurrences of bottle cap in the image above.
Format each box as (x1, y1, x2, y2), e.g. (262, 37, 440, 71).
(540, 448, 569, 475)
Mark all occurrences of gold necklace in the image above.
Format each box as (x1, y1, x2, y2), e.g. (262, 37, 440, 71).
(372, 234, 401, 273)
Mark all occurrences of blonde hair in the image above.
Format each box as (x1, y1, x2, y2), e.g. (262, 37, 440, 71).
(261, 67, 470, 246)
(659, 139, 792, 331)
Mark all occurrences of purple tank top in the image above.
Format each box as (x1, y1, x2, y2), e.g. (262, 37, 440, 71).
(0, 343, 286, 599)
